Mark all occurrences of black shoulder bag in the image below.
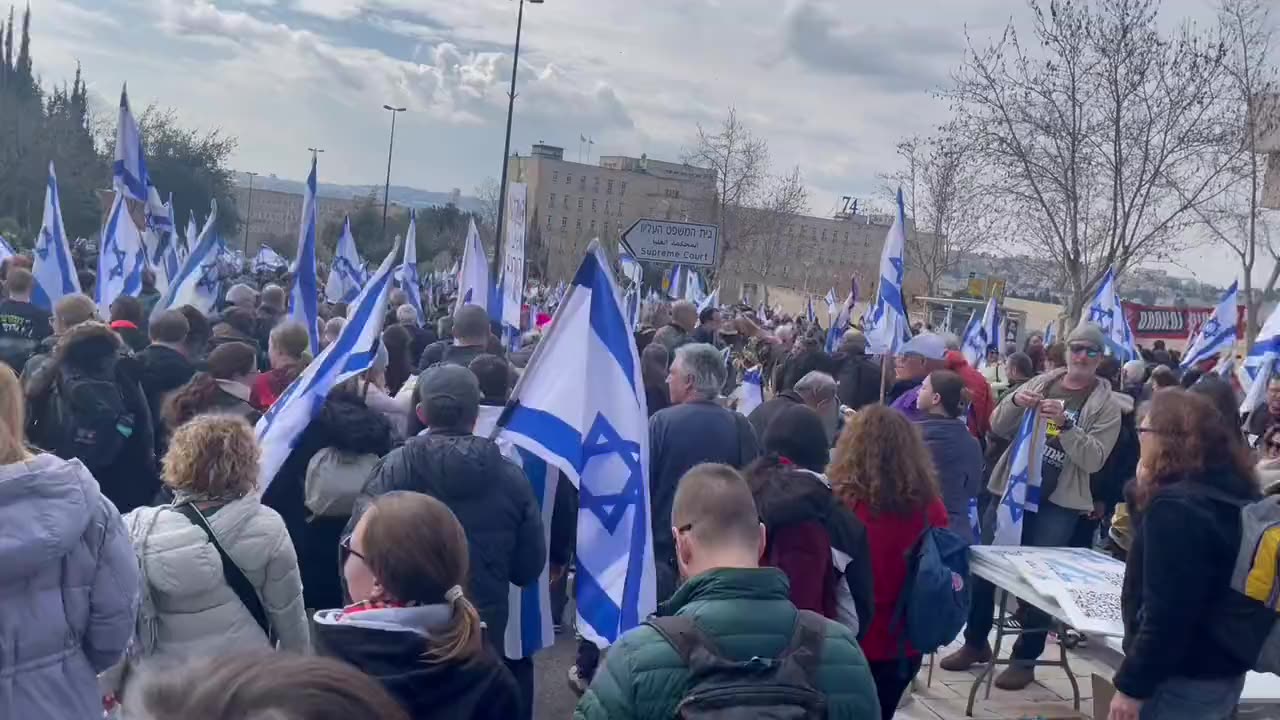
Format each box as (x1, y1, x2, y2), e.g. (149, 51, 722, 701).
(175, 503, 276, 642)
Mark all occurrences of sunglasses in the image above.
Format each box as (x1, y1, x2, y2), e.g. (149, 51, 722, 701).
(339, 535, 365, 563)
(1069, 345, 1101, 359)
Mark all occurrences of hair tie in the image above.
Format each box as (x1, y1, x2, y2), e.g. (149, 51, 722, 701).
(444, 585, 464, 603)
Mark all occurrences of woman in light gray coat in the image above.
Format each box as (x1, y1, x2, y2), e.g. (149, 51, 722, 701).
(123, 414, 309, 675)
(0, 363, 139, 719)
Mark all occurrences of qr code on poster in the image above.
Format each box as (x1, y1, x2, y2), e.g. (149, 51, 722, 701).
(1066, 587, 1123, 624)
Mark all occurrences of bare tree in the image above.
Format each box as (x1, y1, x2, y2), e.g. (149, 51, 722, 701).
(1190, 0, 1279, 349)
(739, 166, 810, 306)
(882, 130, 997, 296)
(948, 0, 1236, 319)
(683, 108, 770, 263)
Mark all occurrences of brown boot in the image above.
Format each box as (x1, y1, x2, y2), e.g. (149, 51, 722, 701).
(994, 664, 1035, 691)
(939, 645, 993, 672)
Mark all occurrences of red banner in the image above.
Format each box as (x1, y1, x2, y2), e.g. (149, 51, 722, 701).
(1121, 302, 1246, 341)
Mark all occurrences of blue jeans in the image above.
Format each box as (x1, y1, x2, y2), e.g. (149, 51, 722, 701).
(1141, 675, 1245, 720)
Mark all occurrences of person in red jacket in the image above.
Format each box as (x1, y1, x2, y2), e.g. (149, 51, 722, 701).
(744, 404, 873, 639)
(944, 349, 995, 441)
(828, 405, 949, 720)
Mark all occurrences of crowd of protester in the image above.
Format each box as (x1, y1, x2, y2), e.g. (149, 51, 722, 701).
(0, 250, 1269, 720)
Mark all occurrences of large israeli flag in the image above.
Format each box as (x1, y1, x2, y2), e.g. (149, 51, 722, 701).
(326, 216, 367, 304)
(289, 156, 320, 354)
(1081, 268, 1139, 362)
(455, 219, 489, 313)
(1182, 282, 1239, 370)
(151, 201, 222, 318)
(962, 297, 999, 369)
(1241, 302, 1280, 415)
(0, 236, 12, 262)
(95, 194, 147, 317)
(257, 240, 401, 489)
(252, 244, 288, 274)
(738, 367, 764, 416)
(864, 188, 911, 355)
(112, 85, 149, 202)
(993, 408, 1048, 546)
(497, 241, 655, 648)
(399, 210, 425, 326)
(182, 211, 198, 262)
(32, 162, 81, 310)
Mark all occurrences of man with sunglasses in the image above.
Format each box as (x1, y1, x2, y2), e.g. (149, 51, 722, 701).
(942, 323, 1122, 690)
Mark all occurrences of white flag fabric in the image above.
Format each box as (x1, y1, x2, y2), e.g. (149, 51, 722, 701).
(1044, 320, 1056, 347)
(993, 408, 1047, 547)
(257, 240, 401, 489)
(1241, 302, 1280, 414)
(0, 235, 12, 262)
(252, 244, 288, 274)
(505, 449, 559, 660)
(399, 210, 425, 326)
(326, 216, 367, 304)
(112, 85, 149, 202)
(697, 285, 719, 315)
(455, 219, 490, 313)
(182, 211, 198, 262)
(1080, 269, 1139, 362)
(962, 297, 999, 369)
(95, 194, 147, 318)
(32, 162, 81, 310)
(151, 201, 223, 318)
(497, 241, 655, 648)
(824, 288, 838, 318)
(864, 189, 911, 355)
(289, 157, 320, 354)
(738, 367, 764, 417)
(1181, 281, 1239, 370)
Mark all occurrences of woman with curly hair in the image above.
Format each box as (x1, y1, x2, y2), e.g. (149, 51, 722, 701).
(828, 405, 947, 719)
(120, 415, 309, 689)
(1109, 390, 1258, 720)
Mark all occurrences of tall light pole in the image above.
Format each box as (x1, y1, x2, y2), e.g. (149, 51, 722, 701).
(242, 171, 259, 254)
(308, 147, 325, 161)
(380, 105, 406, 243)
(492, 0, 544, 277)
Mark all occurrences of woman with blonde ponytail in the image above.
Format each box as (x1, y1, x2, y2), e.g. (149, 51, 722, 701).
(314, 491, 519, 720)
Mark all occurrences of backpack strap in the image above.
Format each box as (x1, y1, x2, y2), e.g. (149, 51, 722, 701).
(174, 503, 275, 642)
(781, 610, 827, 686)
(644, 615, 730, 667)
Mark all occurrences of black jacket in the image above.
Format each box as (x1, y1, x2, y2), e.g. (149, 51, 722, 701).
(835, 352, 884, 410)
(357, 430, 546, 648)
(418, 341, 487, 372)
(263, 392, 394, 610)
(135, 344, 196, 450)
(313, 607, 519, 720)
(405, 323, 437, 363)
(746, 390, 803, 441)
(1115, 478, 1256, 699)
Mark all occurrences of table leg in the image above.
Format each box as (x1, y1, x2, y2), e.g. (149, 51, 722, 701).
(1058, 622, 1081, 711)
(967, 588, 1008, 716)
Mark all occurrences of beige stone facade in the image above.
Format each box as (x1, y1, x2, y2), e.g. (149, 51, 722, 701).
(230, 186, 387, 252)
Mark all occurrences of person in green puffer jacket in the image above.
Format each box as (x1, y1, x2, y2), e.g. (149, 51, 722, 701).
(574, 463, 880, 720)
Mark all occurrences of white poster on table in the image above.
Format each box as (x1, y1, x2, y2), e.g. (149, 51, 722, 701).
(502, 183, 527, 330)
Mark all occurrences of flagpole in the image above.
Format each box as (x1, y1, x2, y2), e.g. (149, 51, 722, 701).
(492, 0, 544, 279)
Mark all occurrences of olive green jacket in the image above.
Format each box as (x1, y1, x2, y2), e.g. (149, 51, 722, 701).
(573, 567, 880, 720)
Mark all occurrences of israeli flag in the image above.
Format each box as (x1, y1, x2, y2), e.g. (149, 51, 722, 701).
(112, 85, 149, 202)
(684, 270, 706, 306)
(1044, 320, 1056, 347)
(289, 156, 320, 354)
(497, 240, 655, 648)
(625, 281, 642, 330)
(151, 200, 223, 318)
(253, 244, 288, 274)
(825, 276, 859, 353)
(667, 264, 684, 300)
(1241, 302, 1280, 414)
(95, 194, 147, 317)
(32, 162, 81, 310)
(1181, 281, 1238, 370)
(824, 287, 839, 317)
(864, 188, 911, 355)
(1081, 268, 1139, 362)
(738, 367, 764, 417)
(399, 210, 425, 326)
(962, 297, 999, 369)
(182, 211, 198, 262)
(455, 219, 490, 313)
(697, 285, 719, 315)
(503, 447, 560, 660)
(0, 236, 12, 262)
(258, 240, 401, 489)
(805, 295, 817, 324)
(993, 408, 1047, 546)
(155, 194, 181, 292)
(326, 216, 367, 304)
(619, 249, 642, 286)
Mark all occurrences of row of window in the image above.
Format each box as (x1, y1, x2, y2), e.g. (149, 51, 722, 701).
(550, 170, 628, 196)
(547, 193, 625, 216)
(546, 215, 626, 235)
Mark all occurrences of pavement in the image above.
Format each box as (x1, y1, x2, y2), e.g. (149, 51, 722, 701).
(532, 632, 582, 719)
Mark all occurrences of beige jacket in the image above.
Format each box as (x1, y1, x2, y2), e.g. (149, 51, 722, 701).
(986, 368, 1122, 512)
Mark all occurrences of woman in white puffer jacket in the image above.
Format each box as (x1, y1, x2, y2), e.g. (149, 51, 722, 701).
(123, 414, 309, 670)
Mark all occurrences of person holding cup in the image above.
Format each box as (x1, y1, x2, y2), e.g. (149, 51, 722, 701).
(941, 322, 1123, 690)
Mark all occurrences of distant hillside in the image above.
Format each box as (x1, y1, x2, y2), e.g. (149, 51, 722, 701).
(233, 171, 484, 213)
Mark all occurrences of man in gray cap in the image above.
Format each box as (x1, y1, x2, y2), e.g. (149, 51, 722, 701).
(942, 322, 1121, 690)
(887, 332, 949, 420)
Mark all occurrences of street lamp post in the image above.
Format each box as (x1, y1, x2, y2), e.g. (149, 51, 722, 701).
(492, 0, 544, 277)
(308, 147, 325, 162)
(380, 105, 407, 243)
(242, 171, 259, 254)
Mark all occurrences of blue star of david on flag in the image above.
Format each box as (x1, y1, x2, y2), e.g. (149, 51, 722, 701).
(1080, 268, 1138, 362)
(1182, 281, 1238, 370)
(32, 162, 81, 310)
(497, 240, 655, 649)
(993, 408, 1046, 547)
(36, 228, 52, 261)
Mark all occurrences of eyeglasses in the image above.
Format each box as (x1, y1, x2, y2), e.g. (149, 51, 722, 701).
(339, 535, 365, 563)
(1137, 427, 1170, 436)
(1069, 345, 1101, 359)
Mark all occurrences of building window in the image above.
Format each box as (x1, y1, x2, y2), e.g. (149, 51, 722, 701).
(553, 171, 559, 182)
(566, 174, 573, 185)
(579, 176, 586, 190)
(550, 193, 556, 207)
(620, 181, 627, 196)
(665, 188, 679, 199)
(593, 177, 600, 193)
(822, 229, 828, 240)
(576, 218, 582, 231)
(590, 220, 596, 231)
(577, 197, 584, 210)
(563, 196, 570, 209)
(547, 214, 553, 229)
(618, 202, 624, 216)
(607, 179, 614, 195)
(605, 200, 611, 213)
(592, 199, 598, 212)
(561, 217, 568, 229)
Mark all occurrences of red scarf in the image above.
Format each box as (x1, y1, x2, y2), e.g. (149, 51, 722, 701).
(340, 598, 411, 618)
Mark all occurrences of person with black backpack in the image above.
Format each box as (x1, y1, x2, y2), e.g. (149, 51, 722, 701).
(574, 463, 880, 720)
(25, 311, 159, 514)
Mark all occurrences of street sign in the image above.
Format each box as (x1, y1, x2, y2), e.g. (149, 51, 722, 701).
(621, 219, 719, 267)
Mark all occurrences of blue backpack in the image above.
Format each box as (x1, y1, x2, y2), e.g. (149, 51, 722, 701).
(893, 525, 971, 654)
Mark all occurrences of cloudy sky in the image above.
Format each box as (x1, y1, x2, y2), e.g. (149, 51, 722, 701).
(32, 0, 1243, 285)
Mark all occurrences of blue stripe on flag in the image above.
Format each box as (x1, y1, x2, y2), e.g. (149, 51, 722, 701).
(572, 254, 636, 394)
(504, 405, 585, 474)
(574, 557, 620, 640)
(521, 452, 548, 654)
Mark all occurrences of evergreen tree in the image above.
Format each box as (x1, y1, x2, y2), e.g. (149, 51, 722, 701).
(14, 3, 31, 97)
(3, 7, 12, 83)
